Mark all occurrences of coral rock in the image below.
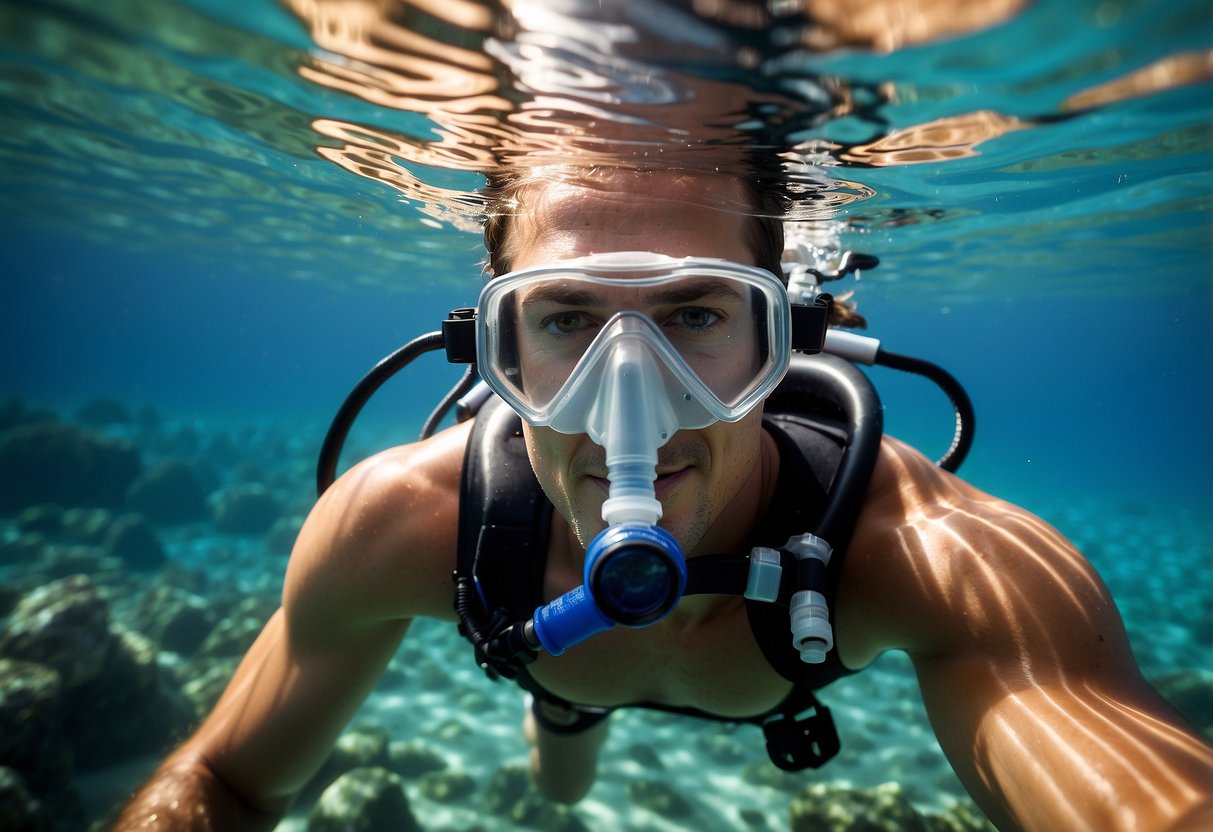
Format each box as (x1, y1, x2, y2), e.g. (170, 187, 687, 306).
(211, 483, 283, 535)
(789, 782, 928, 832)
(302, 726, 393, 805)
(131, 585, 217, 657)
(126, 460, 210, 525)
(627, 779, 694, 819)
(0, 576, 112, 688)
(0, 662, 83, 832)
(0, 422, 140, 512)
(74, 398, 132, 427)
(483, 764, 587, 832)
(0, 576, 191, 772)
(103, 515, 168, 571)
(306, 767, 420, 832)
(418, 769, 477, 802)
(388, 741, 448, 779)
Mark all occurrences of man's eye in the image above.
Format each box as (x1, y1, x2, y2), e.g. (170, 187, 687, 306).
(673, 308, 721, 329)
(542, 312, 589, 335)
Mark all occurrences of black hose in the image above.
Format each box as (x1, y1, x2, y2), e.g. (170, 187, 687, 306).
(797, 355, 884, 550)
(421, 365, 479, 440)
(454, 575, 492, 651)
(874, 348, 975, 472)
(316, 331, 445, 496)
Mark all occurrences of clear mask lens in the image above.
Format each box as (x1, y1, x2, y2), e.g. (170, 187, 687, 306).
(477, 252, 791, 429)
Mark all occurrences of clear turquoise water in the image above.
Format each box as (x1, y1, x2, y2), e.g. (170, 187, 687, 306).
(3, 0, 1209, 511)
(1, 0, 1211, 829)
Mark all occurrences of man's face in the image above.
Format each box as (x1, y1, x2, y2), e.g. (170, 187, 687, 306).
(505, 171, 770, 556)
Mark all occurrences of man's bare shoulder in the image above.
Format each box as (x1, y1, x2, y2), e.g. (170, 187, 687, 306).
(284, 421, 474, 633)
(838, 436, 1121, 668)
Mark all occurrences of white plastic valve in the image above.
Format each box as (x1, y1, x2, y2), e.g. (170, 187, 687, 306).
(785, 534, 835, 664)
(789, 590, 833, 663)
(823, 329, 881, 366)
(744, 547, 783, 603)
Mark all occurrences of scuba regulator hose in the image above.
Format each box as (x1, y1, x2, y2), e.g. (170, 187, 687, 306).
(821, 329, 974, 473)
(875, 347, 974, 473)
(315, 331, 445, 496)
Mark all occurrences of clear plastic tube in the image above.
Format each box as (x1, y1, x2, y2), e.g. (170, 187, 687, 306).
(585, 337, 672, 527)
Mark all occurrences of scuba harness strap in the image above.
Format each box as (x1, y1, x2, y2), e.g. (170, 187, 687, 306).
(454, 398, 552, 678)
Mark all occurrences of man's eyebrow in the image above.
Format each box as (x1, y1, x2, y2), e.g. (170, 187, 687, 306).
(648, 280, 746, 305)
(517, 278, 745, 309)
(517, 284, 606, 308)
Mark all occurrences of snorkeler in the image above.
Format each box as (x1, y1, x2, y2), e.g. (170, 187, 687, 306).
(112, 166, 1213, 832)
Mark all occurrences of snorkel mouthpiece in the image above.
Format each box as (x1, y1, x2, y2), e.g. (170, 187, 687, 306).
(532, 523, 685, 655)
(531, 333, 689, 656)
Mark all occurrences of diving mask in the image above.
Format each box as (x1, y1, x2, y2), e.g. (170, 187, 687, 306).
(477, 252, 792, 435)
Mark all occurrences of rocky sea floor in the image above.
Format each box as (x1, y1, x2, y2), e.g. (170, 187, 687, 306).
(1, 395, 1210, 832)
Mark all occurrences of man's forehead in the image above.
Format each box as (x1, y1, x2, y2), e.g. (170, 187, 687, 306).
(518, 168, 751, 211)
(508, 169, 753, 249)
(490, 166, 761, 271)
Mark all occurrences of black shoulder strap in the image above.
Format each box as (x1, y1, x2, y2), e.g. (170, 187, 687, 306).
(688, 353, 882, 688)
(764, 352, 883, 557)
(454, 396, 552, 675)
(710, 354, 882, 771)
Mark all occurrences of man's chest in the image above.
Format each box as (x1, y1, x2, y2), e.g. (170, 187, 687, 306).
(523, 599, 794, 718)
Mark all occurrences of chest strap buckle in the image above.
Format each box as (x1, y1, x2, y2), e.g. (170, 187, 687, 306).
(762, 698, 841, 770)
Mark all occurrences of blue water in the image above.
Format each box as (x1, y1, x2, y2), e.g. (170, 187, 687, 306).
(7, 224, 1208, 515)
(2, 0, 1211, 829)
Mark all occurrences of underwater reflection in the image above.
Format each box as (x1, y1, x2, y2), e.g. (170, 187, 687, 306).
(281, 0, 1213, 236)
(281, 0, 1038, 222)
(3, 0, 1208, 285)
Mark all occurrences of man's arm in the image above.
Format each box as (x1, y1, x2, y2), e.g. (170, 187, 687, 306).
(111, 426, 469, 830)
(840, 439, 1213, 832)
(112, 609, 410, 830)
(916, 645, 1213, 832)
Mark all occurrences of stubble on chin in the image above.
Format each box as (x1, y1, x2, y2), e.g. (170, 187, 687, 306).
(585, 440, 718, 553)
(526, 428, 733, 555)
(524, 431, 597, 551)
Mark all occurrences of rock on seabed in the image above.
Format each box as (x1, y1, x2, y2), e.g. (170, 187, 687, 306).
(790, 782, 928, 832)
(306, 767, 421, 832)
(0, 421, 141, 511)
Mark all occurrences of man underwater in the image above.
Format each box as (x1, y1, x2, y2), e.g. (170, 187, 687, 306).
(114, 166, 1213, 831)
